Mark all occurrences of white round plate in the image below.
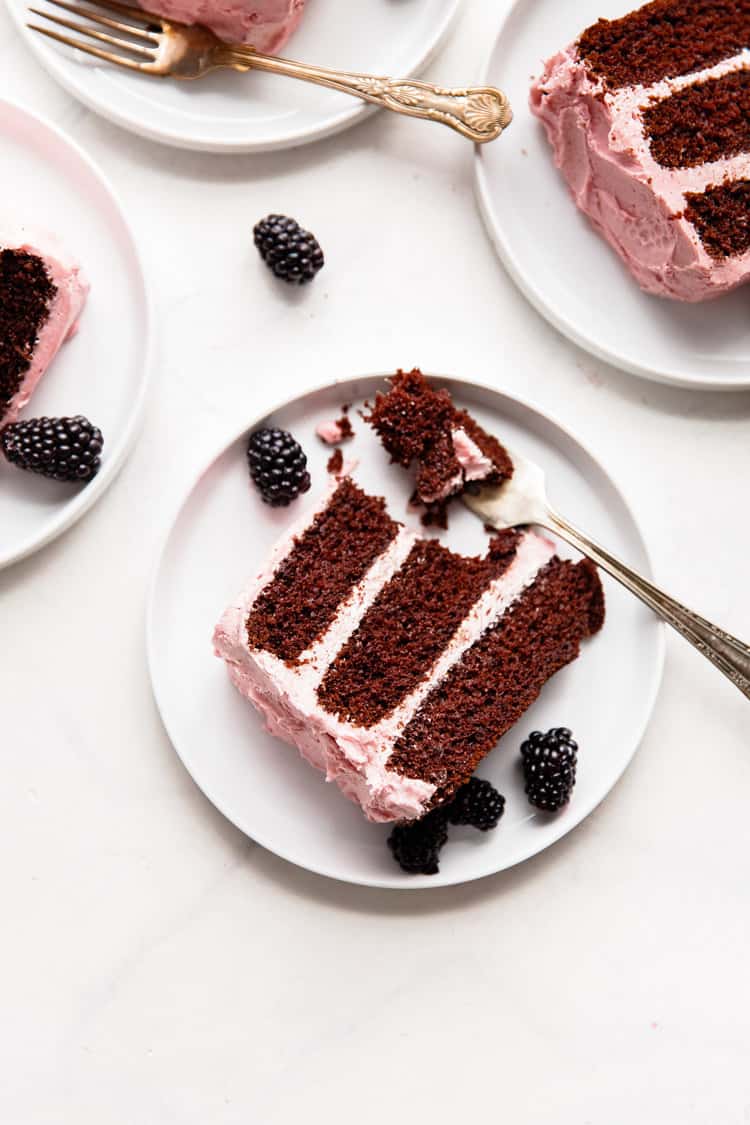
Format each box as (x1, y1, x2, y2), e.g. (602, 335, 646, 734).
(0, 98, 151, 569)
(7, 0, 461, 152)
(475, 0, 750, 390)
(148, 374, 664, 889)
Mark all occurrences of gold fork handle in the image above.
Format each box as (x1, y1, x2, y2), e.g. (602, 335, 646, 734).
(218, 47, 512, 143)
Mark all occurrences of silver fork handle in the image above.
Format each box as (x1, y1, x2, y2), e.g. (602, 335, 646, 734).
(545, 508, 750, 701)
(220, 47, 513, 143)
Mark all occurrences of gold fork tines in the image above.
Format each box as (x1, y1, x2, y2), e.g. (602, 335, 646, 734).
(28, 24, 154, 70)
(29, 6, 156, 57)
(27, 0, 513, 141)
(29, 0, 161, 70)
(41, 0, 157, 29)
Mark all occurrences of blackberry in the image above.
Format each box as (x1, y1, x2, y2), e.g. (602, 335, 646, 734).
(521, 727, 578, 812)
(448, 777, 506, 832)
(253, 214, 324, 285)
(388, 808, 449, 876)
(247, 427, 311, 507)
(1, 415, 103, 483)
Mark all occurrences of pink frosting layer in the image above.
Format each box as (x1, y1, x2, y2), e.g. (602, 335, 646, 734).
(419, 427, 495, 504)
(316, 419, 346, 445)
(214, 480, 555, 822)
(1, 227, 89, 426)
(140, 0, 305, 49)
(452, 427, 494, 483)
(530, 47, 750, 301)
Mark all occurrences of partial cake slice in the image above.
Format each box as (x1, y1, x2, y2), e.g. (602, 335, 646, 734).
(366, 369, 514, 524)
(139, 0, 305, 50)
(0, 228, 88, 427)
(530, 0, 750, 301)
(214, 474, 604, 823)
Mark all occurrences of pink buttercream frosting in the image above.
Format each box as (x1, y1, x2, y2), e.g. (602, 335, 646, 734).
(530, 46, 750, 301)
(419, 427, 495, 504)
(452, 427, 494, 483)
(316, 419, 346, 445)
(214, 475, 555, 822)
(140, 0, 306, 49)
(0, 226, 89, 426)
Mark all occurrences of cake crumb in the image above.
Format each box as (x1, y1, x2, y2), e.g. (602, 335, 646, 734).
(316, 415, 355, 445)
(327, 448, 344, 475)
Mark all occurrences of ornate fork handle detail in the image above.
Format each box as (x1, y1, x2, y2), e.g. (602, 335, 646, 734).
(547, 510, 750, 701)
(222, 49, 512, 142)
(341, 79, 512, 142)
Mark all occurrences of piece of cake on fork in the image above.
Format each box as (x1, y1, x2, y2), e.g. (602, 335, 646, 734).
(366, 369, 515, 525)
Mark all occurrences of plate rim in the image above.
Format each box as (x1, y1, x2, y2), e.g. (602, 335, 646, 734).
(0, 95, 153, 570)
(473, 0, 750, 393)
(6, 0, 463, 153)
(146, 370, 666, 890)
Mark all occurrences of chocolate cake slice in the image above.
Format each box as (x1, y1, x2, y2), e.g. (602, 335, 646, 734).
(530, 0, 750, 301)
(0, 229, 88, 427)
(366, 369, 514, 525)
(214, 474, 604, 823)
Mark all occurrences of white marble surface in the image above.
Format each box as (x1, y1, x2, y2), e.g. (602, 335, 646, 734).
(2, 3, 750, 1122)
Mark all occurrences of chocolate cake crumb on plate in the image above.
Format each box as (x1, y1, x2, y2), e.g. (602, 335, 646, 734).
(327, 447, 344, 475)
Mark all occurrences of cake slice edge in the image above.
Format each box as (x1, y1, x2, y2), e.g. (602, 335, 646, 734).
(1, 226, 89, 426)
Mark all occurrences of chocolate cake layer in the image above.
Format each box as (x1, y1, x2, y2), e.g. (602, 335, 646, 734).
(578, 0, 750, 91)
(388, 558, 605, 806)
(317, 531, 521, 728)
(684, 179, 750, 258)
(0, 249, 56, 415)
(644, 68, 750, 169)
(245, 478, 399, 664)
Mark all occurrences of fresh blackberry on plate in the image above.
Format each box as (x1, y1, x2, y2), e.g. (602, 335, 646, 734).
(388, 808, 449, 876)
(1, 415, 103, 483)
(253, 214, 324, 285)
(247, 427, 311, 507)
(448, 777, 506, 832)
(521, 727, 578, 812)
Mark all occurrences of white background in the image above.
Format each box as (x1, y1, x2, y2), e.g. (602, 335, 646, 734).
(2, 2, 750, 1122)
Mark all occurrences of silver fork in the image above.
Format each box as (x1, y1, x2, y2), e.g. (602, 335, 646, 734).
(463, 447, 750, 701)
(27, 0, 513, 143)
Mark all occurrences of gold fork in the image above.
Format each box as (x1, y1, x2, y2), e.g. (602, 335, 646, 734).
(27, 0, 513, 143)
